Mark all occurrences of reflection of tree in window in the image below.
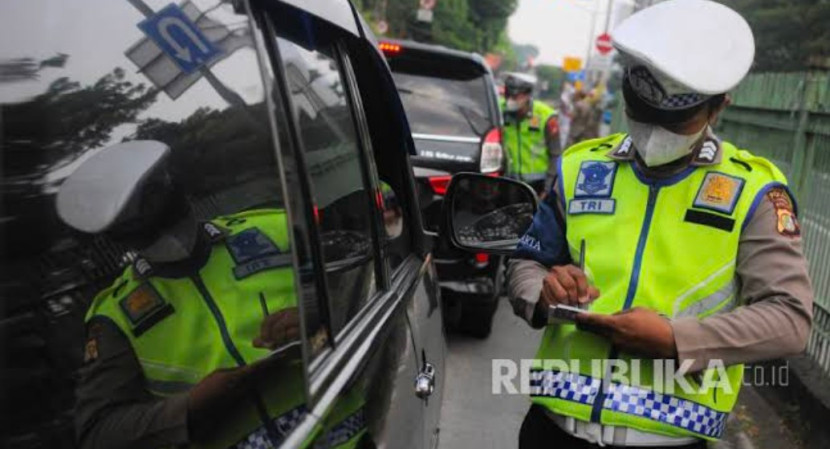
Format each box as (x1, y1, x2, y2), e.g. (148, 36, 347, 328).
(133, 103, 282, 217)
(3, 66, 157, 197)
(3, 64, 158, 261)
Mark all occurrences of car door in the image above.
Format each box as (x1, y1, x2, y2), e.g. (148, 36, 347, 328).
(249, 2, 444, 448)
(349, 14, 447, 449)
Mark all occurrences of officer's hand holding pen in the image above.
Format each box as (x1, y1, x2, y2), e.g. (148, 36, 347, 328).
(253, 307, 301, 350)
(187, 308, 302, 441)
(539, 264, 600, 308)
(538, 239, 599, 309)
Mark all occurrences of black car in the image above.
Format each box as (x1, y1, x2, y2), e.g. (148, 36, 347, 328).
(381, 39, 506, 338)
(1, 2, 453, 448)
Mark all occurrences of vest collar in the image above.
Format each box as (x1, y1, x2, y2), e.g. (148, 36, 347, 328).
(607, 130, 723, 166)
(132, 222, 228, 280)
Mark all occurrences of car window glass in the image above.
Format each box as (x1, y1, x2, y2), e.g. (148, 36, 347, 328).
(275, 37, 378, 338)
(380, 181, 404, 240)
(1, 1, 307, 447)
(392, 71, 491, 136)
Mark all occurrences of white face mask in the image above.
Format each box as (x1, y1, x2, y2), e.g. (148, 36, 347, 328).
(626, 116, 707, 167)
(505, 98, 521, 112)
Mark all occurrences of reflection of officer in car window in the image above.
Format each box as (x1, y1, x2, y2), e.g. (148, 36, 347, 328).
(59, 141, 315, 449)
(380, 181, 404, 240)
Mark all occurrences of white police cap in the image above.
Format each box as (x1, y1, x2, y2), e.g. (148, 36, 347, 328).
(613, 0, 754, 108)
(504, 72, 538, 91)
(57, 141, 170, 233)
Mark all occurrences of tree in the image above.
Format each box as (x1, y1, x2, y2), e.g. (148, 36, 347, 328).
(512, 43, 540, 71)
(469, 0, 519, 51)
(3, 67, 158, 192)
(535, 64, 566, 100)
(731, 0, 830, 71)
(355, 0, 518, 55)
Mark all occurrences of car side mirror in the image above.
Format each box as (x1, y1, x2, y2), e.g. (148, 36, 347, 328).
(443, 173, 538, 255)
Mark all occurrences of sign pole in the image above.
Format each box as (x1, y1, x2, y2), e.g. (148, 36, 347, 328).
(604, 0, 614, 33)
(583, 0, 600, 87)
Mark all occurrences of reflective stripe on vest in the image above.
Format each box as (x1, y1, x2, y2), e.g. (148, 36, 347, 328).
(533, 134, 789, 441)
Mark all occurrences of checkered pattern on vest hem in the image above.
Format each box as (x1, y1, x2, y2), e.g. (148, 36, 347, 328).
(529, 370, 728, 439)
(313, 408, 367, 449)
(529, 370, 601, 405)
(603, 383, 728, 438)
(232, 406, 308, 449)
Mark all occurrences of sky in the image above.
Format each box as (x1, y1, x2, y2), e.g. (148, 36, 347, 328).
(508, 0, 635, 68)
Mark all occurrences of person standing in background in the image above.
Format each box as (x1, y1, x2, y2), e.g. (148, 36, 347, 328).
(568, 90, 600, 147)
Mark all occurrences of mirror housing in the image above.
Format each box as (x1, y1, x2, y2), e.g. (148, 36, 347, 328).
(443, 173, 538, 256)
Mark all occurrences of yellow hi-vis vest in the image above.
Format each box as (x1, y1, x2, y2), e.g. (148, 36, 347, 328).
(86, 209, 365, 449)
(502, 100, 557, 183)
(531, 134, 789, 441)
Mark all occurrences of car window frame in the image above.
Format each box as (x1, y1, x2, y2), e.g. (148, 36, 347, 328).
(251, 5, 436, 447)
(255, 3, 392, 407)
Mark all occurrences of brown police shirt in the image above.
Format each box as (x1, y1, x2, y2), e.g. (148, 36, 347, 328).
(508, 133, 814, 372)
(75, 320, 191, 449)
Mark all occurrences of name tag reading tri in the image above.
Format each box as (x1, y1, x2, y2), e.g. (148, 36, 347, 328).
(571, 160, 618, 215)
(226, 228, 292, 279)
(569, 198, 616, 215)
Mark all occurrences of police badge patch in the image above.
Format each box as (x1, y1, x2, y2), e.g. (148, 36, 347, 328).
(119, 283, 174, 336)
(693, 172, 745, 215)
(767, 187, 800, 237)
(529, 115, 541, 131)
(575, 161, 617, 198)
(226, 228, 281, 264)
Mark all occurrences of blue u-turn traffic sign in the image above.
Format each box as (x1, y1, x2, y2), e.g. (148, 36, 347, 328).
(138, 3, 222, 74)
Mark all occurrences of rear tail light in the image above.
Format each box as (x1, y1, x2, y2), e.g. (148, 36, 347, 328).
(472, 252, 490, 268)
(480, 127, 504, 174)
(427, 175, 452, 196)
(379, 42, 402, 55)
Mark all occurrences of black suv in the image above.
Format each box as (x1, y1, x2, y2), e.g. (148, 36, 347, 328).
(381, 39, 505, 338)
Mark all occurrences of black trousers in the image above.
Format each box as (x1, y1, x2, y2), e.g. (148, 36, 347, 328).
(519, 405, 708, 449)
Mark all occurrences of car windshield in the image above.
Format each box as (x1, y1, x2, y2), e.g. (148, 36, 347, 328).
(392, 71, 492, 137)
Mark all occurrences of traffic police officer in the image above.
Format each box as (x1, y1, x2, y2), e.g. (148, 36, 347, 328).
(508, 1, 813, 447)
(502, 72, 561, 193)
(59, 142, 365, 449)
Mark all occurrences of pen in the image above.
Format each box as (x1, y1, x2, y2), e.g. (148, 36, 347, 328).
(578, 239, 588, 307)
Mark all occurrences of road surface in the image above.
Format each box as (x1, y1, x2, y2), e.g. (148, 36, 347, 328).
(438, 298, 541, 449)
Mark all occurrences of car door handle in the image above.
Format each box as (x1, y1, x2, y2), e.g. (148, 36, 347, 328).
(414, 362, 436, 399)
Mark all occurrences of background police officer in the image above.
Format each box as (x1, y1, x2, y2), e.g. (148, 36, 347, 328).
(502, 72, 561, 194)
(508, 1, 813, 447)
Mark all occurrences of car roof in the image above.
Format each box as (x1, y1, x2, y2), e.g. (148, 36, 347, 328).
(381, 38, 489, 72)
(280, 0, 360, 36)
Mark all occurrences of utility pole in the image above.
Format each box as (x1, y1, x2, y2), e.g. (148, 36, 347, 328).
(584, 0, 599, 80)
(604, 0, 615, 33)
